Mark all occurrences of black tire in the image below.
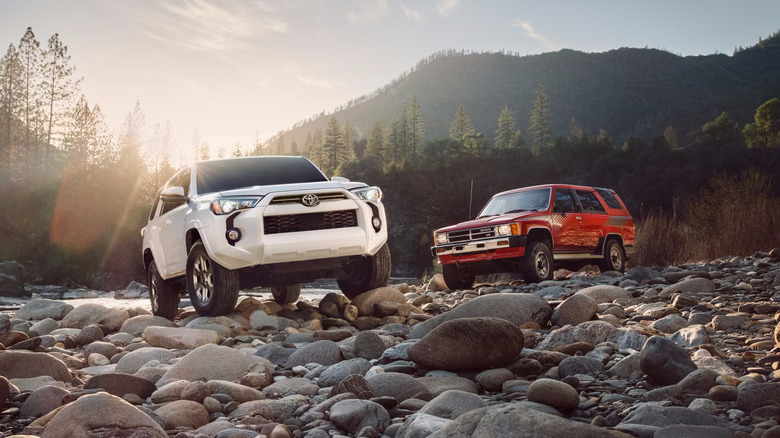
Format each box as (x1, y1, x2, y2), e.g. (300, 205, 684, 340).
(186, 241, 240, 316)
(337, 243, 392, 299)
(271, 284, 301, 304)
(442, 264, 475, 291)
(599, 238, 627, 273)
(146, 260, 181, 321)
(521, 240, 554, 283)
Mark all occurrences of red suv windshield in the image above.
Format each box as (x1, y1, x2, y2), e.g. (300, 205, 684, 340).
(478, 188, 551, 217)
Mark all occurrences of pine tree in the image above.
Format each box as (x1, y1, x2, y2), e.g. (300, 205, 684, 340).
(494, 105, 516, 148)
(407, 95, 424, 161)
(744, 98, 780, 149)
(0, 44, 23, 178)
(18, 27, 43, 178)
(42, 33, 78, 171)
(568, 117, 584, 141)
(366, 122, 386, 163)
(387, 116, 402, 165)
(529, 83, 552, 155)
(449, 104, 474, 143)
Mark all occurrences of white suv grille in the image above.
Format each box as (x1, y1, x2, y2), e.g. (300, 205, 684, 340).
(264, 210, 358, 234)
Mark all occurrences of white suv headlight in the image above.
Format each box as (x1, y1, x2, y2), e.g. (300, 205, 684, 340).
(351, 186, 382, 203)
(210, 197, 262, 215)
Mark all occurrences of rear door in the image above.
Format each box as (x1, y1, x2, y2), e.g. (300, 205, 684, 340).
(574, 189, 609, 252)
(550, 188, 584, 252)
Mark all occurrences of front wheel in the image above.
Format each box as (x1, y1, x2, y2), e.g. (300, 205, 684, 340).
(271, 284, 301, 305)
(147, 260, 181, 321)
(521, 240, 554, 283)
(442, 264, 475, 291)
(186, 241, 240, 316)
(337, 243, 392, 299)
(599, 238, 626, 273)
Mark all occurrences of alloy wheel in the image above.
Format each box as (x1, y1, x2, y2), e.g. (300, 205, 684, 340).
(192, 254, 214, 304)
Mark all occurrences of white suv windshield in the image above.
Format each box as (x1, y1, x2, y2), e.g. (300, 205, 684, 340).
(196, 157, 328, 194)
(478, 188, 551, 217)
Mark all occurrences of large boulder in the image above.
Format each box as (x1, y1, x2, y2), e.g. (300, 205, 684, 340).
(409, 317, 524, 371)
(158, 344, 272, 386)
(408, 294, 551, 339)
(286, 340, 342, 368)
(60, 303, 130, 333)
(351, 287, 407, 316)
(429, 403, 632, 437)
(0, 351, 71, 382)
(15, 299, 74, 321)
(40, 392, 167, 438)
(640, 335, 697, 386)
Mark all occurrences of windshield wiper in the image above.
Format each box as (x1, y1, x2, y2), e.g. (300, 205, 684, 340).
(477, 214, 498, 218)
(503, 209, 531, 214)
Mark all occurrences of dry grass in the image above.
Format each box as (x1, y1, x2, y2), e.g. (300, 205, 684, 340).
(633, 171, 780, 266)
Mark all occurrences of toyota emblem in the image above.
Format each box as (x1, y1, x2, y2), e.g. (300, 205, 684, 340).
(301, 194, 319, 207)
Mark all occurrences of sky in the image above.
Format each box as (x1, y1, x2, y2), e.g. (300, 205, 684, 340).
(2, 0, 779, 160)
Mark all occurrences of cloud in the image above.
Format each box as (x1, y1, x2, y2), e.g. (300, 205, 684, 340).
(294, 72, 343, 90)
(401, 3, 422, 22)
(132, 0, 288, 54)
(510, 20, 557, 50)
(438, 0, 460, 16)
(346, 0, 389, 23)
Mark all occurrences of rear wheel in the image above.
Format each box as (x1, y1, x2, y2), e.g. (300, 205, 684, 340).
(147, 260, 181, 321)
(442, 264, 475, 291)
(338, 243, 392, 299)
(186, 241, 240, 316)
(271, 284, 301, 304)
(599, 238, 626, 273)
(521, 240, 553, 283)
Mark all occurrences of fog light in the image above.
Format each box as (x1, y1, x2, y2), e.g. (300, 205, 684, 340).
(226, 228, 241, 244)
(372, 217, 382, 231)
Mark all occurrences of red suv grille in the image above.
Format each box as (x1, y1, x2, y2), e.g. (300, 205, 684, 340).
(447, 227, 496, 243)
(264, 210, 358, 234)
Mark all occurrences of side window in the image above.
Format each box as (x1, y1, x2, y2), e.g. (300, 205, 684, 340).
(595, 188, 622, 209)
(575, 190, 607, 214)
(553, 189, 576, 213)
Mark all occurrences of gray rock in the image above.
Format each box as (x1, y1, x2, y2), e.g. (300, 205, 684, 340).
(158, 344, 272, 386)
(115, 347, 176, 374)
(617, 404, 746, 432)
(654, 424, 737, 438)
(119, 315, 177, 336)
(408, 293, 551, 339)
(249, 310, 298, 331)
(712, 315, 747, 330)
(670, 325, 710, 348)
(351, 286, 407, 316)
(625, 267, 663, 283)
(0, 350, 71, 382)
(551, 294, 598, 327)
(474, 368, 514, 392)
(417, 376, 480, 397)
(574, 285, 631, 303)
(537, 321, 646, 351)
(228, 394, 309, 422)
(206, 380, 264, 403)
(527, 378, 580, 409)
(15, 299, 74, 321)
(367, 372, 432, 402)
(737, 382, 780, 413)
(83, 373, 157, 399)
(429, 403, 631, 437)
(29, 318, 60, 337)
(354, 331, 387, 360)
(640, 335, 697, 386)
(20, 384, 69, 417)
(142, 326, 222, 350)
(60, 303, 130, 332)
(39, 392, 166, 438)
(263, 377, 319, 397)
(286, 340, 342, 368)
(608, 353, 642, 378)
(154, 399, 211, 430)
(651, 314, 689, 334)
(397, 413, 452, 438)
(660, 277, 716, 296)
(558, 356, 604, 378)
(255, 343, 296, 366)
(318, 357, 372, 387)
(418, 390, 487, 420)
(330, 399, 391, 434)
(409, 317, 524, 371)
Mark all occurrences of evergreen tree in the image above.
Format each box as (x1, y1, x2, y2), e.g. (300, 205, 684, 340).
(567, 117, 584, 141)
(596, 129, 613, 148)
(18, 27, 43, 177)
(494, 105, 516, 148)
(744, 98, 780, 149)
(407, 95, 424, 161)
(310, 128, 324, 167)
(366, 122, 386, 163)
(322, 116, 350, 174)
(529, 83, 552, 155)
(42, 33, 78, 170)
(387, 116, 403, 165)
(449, 104, 474, 143)
(0, 44, 23, 178)
(303, 131, 314, 157)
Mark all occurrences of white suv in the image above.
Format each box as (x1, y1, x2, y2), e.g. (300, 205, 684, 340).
(141, 156, 390, 319)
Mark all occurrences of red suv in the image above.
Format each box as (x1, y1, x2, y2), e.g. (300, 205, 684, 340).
(431, 184, 635, 289)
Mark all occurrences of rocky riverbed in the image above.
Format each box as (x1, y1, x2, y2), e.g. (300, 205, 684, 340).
(1, 251, 780, 437)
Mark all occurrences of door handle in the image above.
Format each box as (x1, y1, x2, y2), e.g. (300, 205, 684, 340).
(165, 220, 172, 227)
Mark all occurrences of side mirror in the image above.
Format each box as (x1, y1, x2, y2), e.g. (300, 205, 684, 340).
(331, 176, 350, 182)
(161, 186, 188, 203)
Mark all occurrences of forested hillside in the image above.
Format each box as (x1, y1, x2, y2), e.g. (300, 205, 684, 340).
(271, 34, 780, 153)
(1, 27, 779, 285)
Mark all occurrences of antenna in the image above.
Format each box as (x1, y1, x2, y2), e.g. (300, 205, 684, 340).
(468, 179, 474, 219)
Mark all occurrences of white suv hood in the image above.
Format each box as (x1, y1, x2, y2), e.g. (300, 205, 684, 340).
(198, 180, 367, 199)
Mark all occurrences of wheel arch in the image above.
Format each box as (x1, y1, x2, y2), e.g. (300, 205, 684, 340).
(143, 249, 154, 270)
(526, 227, 553, 246)
(186, 228, 202, 253)
(601, 233, 624, 253)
